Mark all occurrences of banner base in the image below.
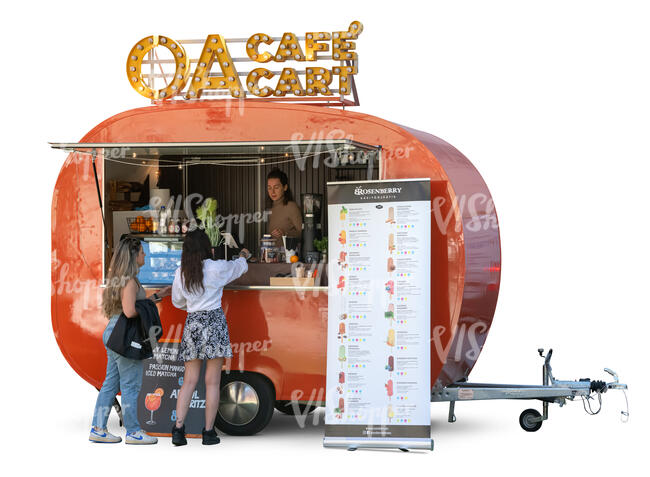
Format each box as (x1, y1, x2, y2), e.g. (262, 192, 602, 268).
(323, 437, 434, 451)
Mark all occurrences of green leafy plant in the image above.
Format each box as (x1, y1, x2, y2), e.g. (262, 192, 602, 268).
(195, 197, 223, 247)
(313, 237, 328, 253)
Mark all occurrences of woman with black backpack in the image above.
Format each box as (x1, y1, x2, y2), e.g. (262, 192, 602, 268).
(90, 236, 171, 444)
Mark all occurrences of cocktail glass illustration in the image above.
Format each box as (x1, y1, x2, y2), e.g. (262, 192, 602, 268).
(144, 393, 162, 425)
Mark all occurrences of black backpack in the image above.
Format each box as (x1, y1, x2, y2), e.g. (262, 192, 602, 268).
(106, 299, 163, 360)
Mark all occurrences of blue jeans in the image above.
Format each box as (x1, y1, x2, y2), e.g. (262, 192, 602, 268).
(91, 315, 144, 433)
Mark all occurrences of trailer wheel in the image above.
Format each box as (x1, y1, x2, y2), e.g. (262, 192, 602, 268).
(216, 372, 275, 436)
(519, 409, 543, 432)
(274, 401, 317, 415)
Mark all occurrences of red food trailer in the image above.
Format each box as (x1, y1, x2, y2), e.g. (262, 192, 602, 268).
(50, 26, 501, 435)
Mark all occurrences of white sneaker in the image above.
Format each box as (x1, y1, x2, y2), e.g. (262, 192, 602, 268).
(89, 427, 122, 443)
(125, 430, 158, 445)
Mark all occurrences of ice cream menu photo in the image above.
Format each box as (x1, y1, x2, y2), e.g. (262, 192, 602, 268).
(324, 179, 433, 451)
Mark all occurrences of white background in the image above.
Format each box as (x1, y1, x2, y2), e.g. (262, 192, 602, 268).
(1, 0, 646, 473)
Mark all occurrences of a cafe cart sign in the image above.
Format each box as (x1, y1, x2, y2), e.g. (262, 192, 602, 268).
(126, 21, 362, 101)
(324, 179, 433, 451)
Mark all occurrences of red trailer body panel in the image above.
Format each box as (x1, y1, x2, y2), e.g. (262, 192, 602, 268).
(51, 101, 500, 399)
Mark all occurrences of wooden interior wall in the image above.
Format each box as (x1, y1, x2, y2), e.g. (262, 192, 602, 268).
(186, 162, 260, 253)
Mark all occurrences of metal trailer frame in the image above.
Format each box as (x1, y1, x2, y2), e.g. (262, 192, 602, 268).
(431, 348, 629, 432)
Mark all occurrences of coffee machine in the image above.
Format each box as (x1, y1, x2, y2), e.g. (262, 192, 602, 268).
(301, 193, 322, 263)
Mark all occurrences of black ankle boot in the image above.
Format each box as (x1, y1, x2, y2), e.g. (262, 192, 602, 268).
(171, 424, 187, 446)
(202, 426, 220, 445)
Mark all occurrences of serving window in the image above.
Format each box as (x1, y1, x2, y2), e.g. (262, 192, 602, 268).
(51, 140, 381, 288)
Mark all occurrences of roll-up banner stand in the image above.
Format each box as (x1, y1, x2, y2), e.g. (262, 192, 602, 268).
(324, 179, 433, 451)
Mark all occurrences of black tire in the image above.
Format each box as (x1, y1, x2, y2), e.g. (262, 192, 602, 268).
(215, 372, 275, 436)
(519, 408, 543, 432)
(274, 401, 318, 415)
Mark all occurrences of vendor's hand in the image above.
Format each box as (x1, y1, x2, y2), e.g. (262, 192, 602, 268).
(271, 228, 284, 238)
(157, 286, 172, 297)
(239, 248, 251, 259)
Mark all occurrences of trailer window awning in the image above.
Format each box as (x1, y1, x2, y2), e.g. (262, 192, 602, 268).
(49, 140, 381, 161)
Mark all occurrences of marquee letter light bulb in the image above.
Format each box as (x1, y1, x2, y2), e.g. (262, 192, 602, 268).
(272, 68, 305, 96)
(246, 68, 274, 97)
(273, 32, 305, 62)
(305, 31, 331, 61)
(186, 34, 244, 99)
(333, 65, 356, 96)
(246, 33, 274, 63)
(305, 67, 333, 96)
(126, 35, 190, 100)
(332, 21, 363, 63)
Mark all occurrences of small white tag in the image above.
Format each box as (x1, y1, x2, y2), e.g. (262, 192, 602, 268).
(130, 341, 142, 349)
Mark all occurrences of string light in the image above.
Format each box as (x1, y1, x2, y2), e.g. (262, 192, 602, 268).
(65, 148, 375, 168)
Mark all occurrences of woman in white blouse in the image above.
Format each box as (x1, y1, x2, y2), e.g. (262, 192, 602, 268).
(170, 228, 249, 446)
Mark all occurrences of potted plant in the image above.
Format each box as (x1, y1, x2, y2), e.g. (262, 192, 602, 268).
(195, 197, 224, 259)
(313, 237, 328, 263)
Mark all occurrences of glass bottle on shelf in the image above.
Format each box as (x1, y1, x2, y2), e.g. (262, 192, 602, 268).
(159, 206, 168, 235)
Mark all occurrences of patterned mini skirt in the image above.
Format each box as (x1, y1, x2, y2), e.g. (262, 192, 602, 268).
(179, 307, 233, 361)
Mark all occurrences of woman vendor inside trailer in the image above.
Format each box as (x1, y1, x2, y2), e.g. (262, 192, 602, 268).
(266, 168, 302, 249)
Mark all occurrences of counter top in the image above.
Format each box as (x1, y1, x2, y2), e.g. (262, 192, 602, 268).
(229, 261, 328, 287)
(139, 259, 329, 288)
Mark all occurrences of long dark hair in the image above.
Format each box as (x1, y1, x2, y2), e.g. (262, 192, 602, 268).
(180, 228, 212, 294)
(266, 168, 294, 206)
